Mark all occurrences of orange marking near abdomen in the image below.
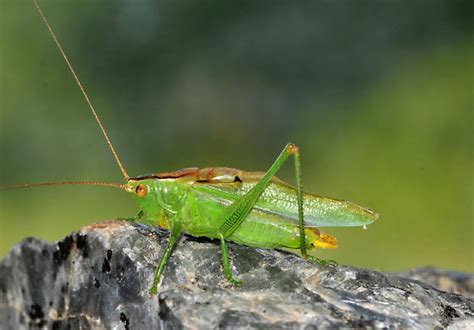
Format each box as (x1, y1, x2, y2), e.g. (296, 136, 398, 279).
(305, 227, 338, 249)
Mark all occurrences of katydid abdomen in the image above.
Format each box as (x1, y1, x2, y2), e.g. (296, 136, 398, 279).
(185, 191, 323, 251)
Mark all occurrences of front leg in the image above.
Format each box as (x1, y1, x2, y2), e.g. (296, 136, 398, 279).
(149, 223, 181, 295)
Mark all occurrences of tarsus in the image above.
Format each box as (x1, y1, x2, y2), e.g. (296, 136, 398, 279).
(32, 0, 130, 181)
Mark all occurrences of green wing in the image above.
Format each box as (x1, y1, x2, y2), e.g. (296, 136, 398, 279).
(191, 175, 378, 227)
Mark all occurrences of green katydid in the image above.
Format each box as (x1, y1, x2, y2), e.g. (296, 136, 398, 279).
(6, 1, 378, 295)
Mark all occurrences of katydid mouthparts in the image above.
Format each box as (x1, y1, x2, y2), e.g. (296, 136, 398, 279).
(2, 0, 378, 295)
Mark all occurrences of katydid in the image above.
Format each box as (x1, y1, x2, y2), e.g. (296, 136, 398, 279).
(5, 1, 378, 295)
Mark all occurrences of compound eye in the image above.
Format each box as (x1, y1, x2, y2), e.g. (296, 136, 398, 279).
(135, 184, 148, 197)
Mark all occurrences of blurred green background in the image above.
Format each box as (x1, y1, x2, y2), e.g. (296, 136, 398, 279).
(1, 0, 472, 272)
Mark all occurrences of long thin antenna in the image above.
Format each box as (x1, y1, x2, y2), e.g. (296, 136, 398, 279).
(32, 0, 130, 181)
(0, 181, 127, 191)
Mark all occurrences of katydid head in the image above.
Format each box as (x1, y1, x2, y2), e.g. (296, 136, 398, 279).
(126, 179, 166, 227)
(126, 179, 159, 212)
(126, 180, 151, 197)
(126, 178, 189, 229)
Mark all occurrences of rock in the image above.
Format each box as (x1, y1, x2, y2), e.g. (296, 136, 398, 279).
(1, 221, 473, 329)
(398, 267, 474, 300)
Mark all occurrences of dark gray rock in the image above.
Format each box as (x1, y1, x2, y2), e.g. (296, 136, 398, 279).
(1, 221, 473, 329)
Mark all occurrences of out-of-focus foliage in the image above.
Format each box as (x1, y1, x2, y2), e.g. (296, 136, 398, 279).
(1, 0, 472, 272)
